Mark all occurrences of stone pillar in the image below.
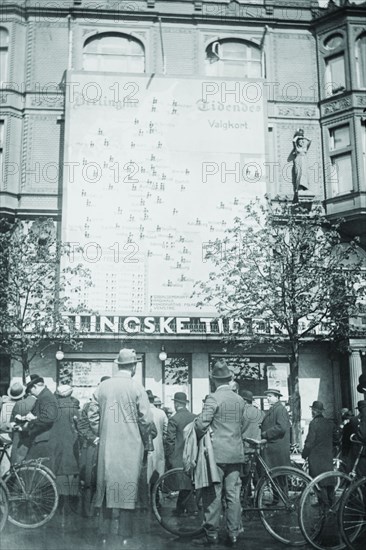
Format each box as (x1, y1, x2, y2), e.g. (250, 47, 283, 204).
(349, 350, 363, 412)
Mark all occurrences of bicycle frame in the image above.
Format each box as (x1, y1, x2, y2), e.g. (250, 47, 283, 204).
(242, 447, 292, 511)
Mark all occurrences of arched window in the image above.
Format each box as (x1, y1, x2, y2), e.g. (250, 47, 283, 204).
(0, 28, 9, 84)
(205, 39, 262, 78)
(355, 33, 366, 88)
(83, 33, 145, 73)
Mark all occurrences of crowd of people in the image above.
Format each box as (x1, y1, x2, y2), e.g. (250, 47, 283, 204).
(0, 351, 366, 549)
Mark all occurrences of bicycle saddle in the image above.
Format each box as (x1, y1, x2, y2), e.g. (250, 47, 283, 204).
(0, 435, 11, 448)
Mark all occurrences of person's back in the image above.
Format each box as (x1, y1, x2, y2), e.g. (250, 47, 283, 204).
(197, 386, 246, 464)
(165, 392, 195, 469)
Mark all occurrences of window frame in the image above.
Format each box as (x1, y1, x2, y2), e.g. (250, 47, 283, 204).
(355, 32, 366, 89)
(204, 38, 262, 79)
(0, 27, 9, 86)
(82, 32, 145, 74)
(326, 120, 355, 198)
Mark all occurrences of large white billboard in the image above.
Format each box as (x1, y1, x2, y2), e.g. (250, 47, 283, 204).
(62, 72, 266, 315)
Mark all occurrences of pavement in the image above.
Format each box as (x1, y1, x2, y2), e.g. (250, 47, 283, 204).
(1, 505, 308, 550)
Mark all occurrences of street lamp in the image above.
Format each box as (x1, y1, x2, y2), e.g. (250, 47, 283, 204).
(159, 345, 167, 362)
(55, 346, 64, 361)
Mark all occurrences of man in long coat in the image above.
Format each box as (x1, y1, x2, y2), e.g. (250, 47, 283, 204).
(302, 400, 338, 506)
(260, 388, 291, 469)
(146, 391, 167, 486)
(165, 392, 196, 469)
(24, 376, 58, 470)
(195, 361, 246, 547)
(88, 348, 154, 542)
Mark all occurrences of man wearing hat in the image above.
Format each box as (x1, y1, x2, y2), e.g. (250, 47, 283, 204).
(165, 392, 196, 469)
(357, 373, 366, 394)
(23, 375, 58, 467)
(356, 401, 366, 476)
(194, 360, 246, 547)
(165, 391, 196, 516)
(88, 348, 154, 544)
(302, 401, 337, 478)
(260, 389, 291, 471)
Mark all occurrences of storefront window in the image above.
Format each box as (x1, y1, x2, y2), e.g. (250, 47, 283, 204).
(58, 356, 145, 406)
(209, 355, 289, 403)
(163, 354, 191, 411)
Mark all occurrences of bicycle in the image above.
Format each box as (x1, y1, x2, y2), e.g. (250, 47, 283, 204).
(0, 478, 9, 532)
(152, 437, 312, 545)
(0, 435, 58, 528)
(299, 435, 366, 550)
(338, 474, 366, 550)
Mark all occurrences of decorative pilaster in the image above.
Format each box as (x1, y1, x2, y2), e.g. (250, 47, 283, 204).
(349, 350, 362, 412)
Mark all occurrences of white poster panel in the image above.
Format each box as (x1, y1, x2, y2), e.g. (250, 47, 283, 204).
(62, 72, 266, 315)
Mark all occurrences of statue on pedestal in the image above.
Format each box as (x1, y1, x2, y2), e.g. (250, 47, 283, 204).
(288, 128, 312, 202)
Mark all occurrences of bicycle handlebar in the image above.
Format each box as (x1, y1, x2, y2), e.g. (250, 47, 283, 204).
(243, 437, 265, 448)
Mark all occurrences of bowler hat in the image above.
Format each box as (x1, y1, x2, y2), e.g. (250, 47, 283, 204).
(357, 374, 366, 393)
(264, 388, 282, 398)
(173, 392, 189, 404)
(26, 375, 44, 392)
(310, 400, 324, 411)
(100, 376, 110, 383)
(153, 396, 162, 406)
(7, 382, 26, 401)
(211, 360, 232, 379)
(241, 390, 254, 403)
(114, 348, 137, 366)
(357, 400, 366, 410)
(55, 384, 73, 398)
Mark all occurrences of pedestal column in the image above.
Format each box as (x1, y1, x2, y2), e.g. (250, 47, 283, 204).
(349, 350, 363, 412)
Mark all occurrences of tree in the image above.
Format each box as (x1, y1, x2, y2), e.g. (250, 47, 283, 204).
(195, 198, 366, 445)
(0, 218, 94, 380)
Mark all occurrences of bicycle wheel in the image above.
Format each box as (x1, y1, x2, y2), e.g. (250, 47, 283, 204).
(152, 468, 204, 538)
(299, 471, 351, 550)
(339, 477, 366, 550)
(4, 464, 58, 528)
(0, 479, 9, 532)
(256, 466, 311, 546)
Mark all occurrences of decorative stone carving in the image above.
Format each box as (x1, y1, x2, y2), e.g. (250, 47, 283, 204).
(323, 96, 351, 114)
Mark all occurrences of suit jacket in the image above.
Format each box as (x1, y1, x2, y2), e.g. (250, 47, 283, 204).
(165, 407, 196, 468)
(302, 414, 336, 478)
(261, 401, 291, 468)
(195, 385, 246, 464)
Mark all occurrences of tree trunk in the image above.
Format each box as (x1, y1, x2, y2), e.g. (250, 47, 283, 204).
(289, 345, 302, 448)
(21, 351, 30, 384)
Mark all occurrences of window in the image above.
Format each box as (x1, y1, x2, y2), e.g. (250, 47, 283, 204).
(163, 354, 191, 411)
(0, 28, 9, 84)
(0, 120, 4, 187)
(328, 124, 353, 197)
(325, 54, 346, 96)
(83, 33, 145, 73)
(324, 33, 344, 51)
(205, 39, 261, 78)
(329, 125, 350, 151)
(355, 34, 366, 88)
(330, 154, 353, 196)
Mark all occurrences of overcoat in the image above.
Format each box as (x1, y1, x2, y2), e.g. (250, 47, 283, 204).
(147, 405, 167, 483)
(50, 395, 80, 476)
(195, 385, 246, 464)
(302, 413, 335, 478)
(165, 407, 196, 468)
(88, 370, 153, 509)
(261, 401, 291, 468)
(26, 386, 58, 469)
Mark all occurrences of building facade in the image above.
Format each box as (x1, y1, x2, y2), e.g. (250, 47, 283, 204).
(0, 1, 365, 425)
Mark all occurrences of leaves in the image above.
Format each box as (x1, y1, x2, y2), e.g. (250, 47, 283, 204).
(0, 218, 96, 370)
